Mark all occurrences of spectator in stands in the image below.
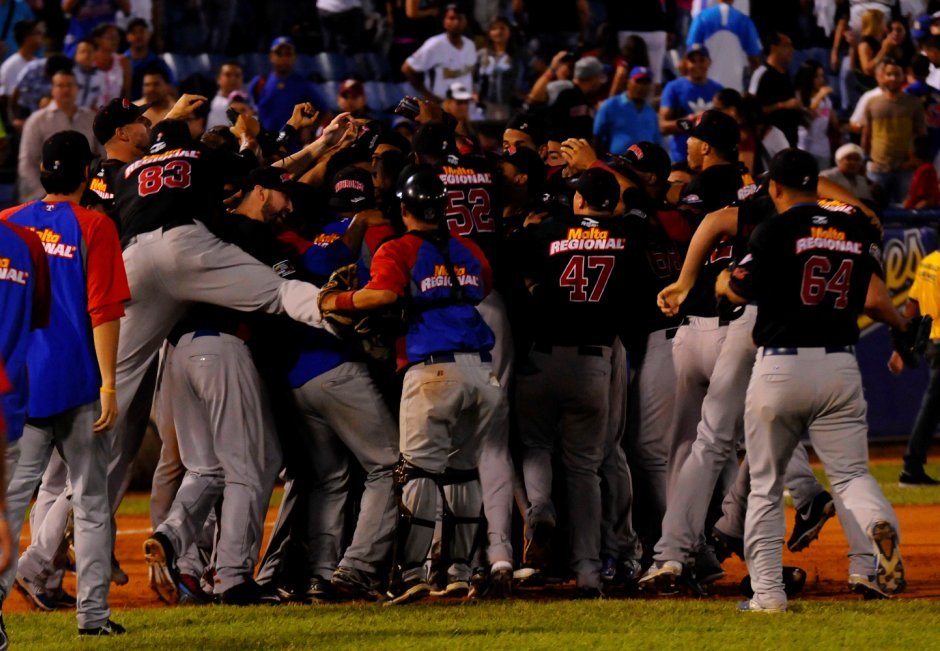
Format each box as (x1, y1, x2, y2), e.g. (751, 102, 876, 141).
(606, 0, 667, 85)
(137, 65, 174, 124)
(73, 37, 104, 108)
(0, 0, 35, 63)
(606, 35, 649, 98)
(90, 22, 129, 103)
(863, 58, 926, 206)
(402, 4, 476, 103)
(207, 62, 249, 129)
(820, 142, 874, 202)
(385, 0, 445, 81)
(62, 0, 128, 57)
(749, 31, 802, 146)
(442, 81, 476, 150)
(525, 49, 575, 108)
(317, 0, 365, 55)
(855, 8, 899, 91)
(337, 79, 370, 119)
(516, 0, 588, 69)
(476, 16, 522, 121)
(593, 66, 660, 155)
(713, 88, 787, 175)
(686, 0, 762, 92)
(18, 67, 101, 200)
(923, 34, 940, 94)
(124, 17, 174, 101)
(0, 20, 41, 99)
(659, 47, 723, 162)
(795, 59, 838, 171)
(906, 54, 940, 157)
(549, 56, 606, 141)
(9, 54, 73, 130)
(248, 36, 327, 134)
(903, 134, 940, 209)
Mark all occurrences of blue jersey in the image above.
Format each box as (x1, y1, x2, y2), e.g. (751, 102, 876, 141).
(593, 95, 662, 155)
(0, 220, 49, 440)
(661, 77, 724, 162)
(2, 201, 128, 418)
(249, 72, 328, 133)
(366, 231, 494, 370)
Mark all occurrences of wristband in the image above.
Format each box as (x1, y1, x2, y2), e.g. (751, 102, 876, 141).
(335, 291, 356, 311)
(276, 123, 299, 148)
(100, 387, 116, 394)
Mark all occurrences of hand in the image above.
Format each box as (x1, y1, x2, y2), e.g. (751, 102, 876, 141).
(560, 138, 598, 173)
(415, 97, 444, 124)
(815, 86, 833, 100)
(887, 350, 905, 375)
(166, 94, 208, 121)
(714, 269, 733, 301)
(549, 50, 569, 74)
(319, 112, 354, 147)
(657, 281, 690, 317)
(230, 112, 261, 140)
(287, 102, 319, 130)
(0, 514, 10, 574)
(830, 50, 841, 72)
(523, 211, 547, 227)
(93, 389, 118, 433)
(781, 97, 803, 111)
(356, 208, 389, 227)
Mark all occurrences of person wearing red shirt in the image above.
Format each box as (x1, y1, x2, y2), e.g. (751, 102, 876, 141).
(903, 135, 940, 209)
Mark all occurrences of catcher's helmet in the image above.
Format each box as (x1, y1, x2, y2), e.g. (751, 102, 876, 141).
(397, 167, 446, 223)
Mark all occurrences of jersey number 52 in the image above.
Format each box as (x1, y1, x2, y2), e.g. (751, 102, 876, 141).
(446, 188, 494, 236)
(560, 255, 615, 302)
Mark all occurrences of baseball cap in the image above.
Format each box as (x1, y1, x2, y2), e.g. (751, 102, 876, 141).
(629, 66, 652, 82)
(443, 3, 465, 16)
(41, 130, 93, 178)
(615, 142, 672, 185)
(686, 45, 711, 59)
(270, 36, 294, 51)
(834, 143, 865, 162)
(329, 166, 376, 211)
(504, 146, 545, 184)
(567, 167, 620, 213)
(913, 14, 931, 40)
(412, 122, 453, 157)
(678, 109, 740, 151)
(505, 112, 547, 146)
(93, 97, 149, 145)
(574, 56, 606, 81)
(339, 79, 364, 98)
(446, 82, 472, 101)
(767, 148, 818, 191)
(242, 166, 293, 194)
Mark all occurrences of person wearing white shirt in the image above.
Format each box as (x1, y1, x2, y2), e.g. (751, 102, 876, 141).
(402, 5, 476, 103)
(0, 19, 41, 97)
(73, 37, 105, 109)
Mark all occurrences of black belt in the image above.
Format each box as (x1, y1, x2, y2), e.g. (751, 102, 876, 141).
(682, 316, 731, 327)
(665, 327, 679, 340)
(424, 351, 492, 365)
(763, 346, 855, 357)
(532, 343, 606, 357)
(192, 329, 220, 339)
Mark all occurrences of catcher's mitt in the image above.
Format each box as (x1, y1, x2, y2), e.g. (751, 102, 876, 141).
(891, 315, 932, 368)
(317, 263, 360, 330)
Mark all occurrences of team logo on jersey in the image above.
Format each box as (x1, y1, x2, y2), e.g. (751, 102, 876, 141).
(816, 199, 856, 214)
(90, 176, 114, 200)
(439, 166, 492, 186)
(272, 259, 295, 278)
(125, 148, 201, 177)
(25, 227, 77, 259)
(311, 232, 341, 248)
(0, 257, 29, 285)
(580, 218, 600, 228)
(418, 264, 480, 292)
(796, 227, 862, 255)
(549, 227, 626, 256)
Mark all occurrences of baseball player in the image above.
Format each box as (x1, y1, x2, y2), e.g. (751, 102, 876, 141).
(318, 167, 505, 605)
(0, 131, 129, 636)
(718, 149, 906, 612)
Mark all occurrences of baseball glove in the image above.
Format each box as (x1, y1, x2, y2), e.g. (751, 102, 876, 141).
(891, 315, 932, 368)
(317, 263, 360, 330)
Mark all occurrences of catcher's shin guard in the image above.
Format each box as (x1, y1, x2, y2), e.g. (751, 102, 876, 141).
(389, 457, 440, 588)
(440, 467, 484, 581)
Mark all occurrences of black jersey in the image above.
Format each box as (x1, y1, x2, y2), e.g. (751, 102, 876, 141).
(83, 157, 125, 234)
(729, 201, 883, 347)
(520, 212, 630, 347)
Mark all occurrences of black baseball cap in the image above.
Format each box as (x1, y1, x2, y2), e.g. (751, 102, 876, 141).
(505, 112, 547, 147)
(329, 165, 376, 211)
(686, 45, 711, 59)
(412, 122, 454, 157)
(93, 97, 149, 145)
(678, 109, 739, 151)
(41, 130, 93, 179)
(504, 146, 546, 184)
(767, 148, 818, 192)
(242, 166, 293, 194)
(615, 141, 672, 185)
(567, 167, 620, 213)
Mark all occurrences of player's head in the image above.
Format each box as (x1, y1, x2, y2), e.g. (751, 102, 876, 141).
(442, 4, 467, 37)
(614, 141, 672, 200)
(767, 148, 818, 208)
(568, 168, 620, 217)
(501, 146, 545, 199)
(269, 36, 296, 75)
(50, 69, 78, 109)
(94, 97, 151, 154)
(329, 165, 376, 214)
(39, 130, 93, 196)
(238, 166, 294, 223)
(503, 112, 547, 156)
(679, 109, 739, 171)
(397, 166, 447, 227)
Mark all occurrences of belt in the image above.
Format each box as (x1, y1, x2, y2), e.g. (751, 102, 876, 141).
(424, 351, 492, 365)
(763, 345, 855, 357)
(122, 219, 196, 251)
(532, 343, 606, 357)
(666, 327, 678, 340)
(682, 316, 731, 327)
(193, 329, 220, 339)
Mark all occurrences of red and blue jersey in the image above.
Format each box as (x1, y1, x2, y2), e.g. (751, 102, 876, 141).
(365, 230, 494, 370)
(0, 220, 50, 441)
(1, 201, 129, 418)
(0, 360, 10, 437)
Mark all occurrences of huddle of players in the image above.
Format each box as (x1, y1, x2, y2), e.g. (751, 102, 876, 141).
(0, 88, 911, 640)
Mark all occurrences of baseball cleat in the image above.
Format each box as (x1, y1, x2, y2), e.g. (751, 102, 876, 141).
(384, 578, 431, 606)
(710, 527, 744, 561)
(787, 490, 835, 552)
(304, 576, 335, 604)
(600, 557, 618, 583)
(485, 568, 513, 599)
(331, 566, 384, 601)
(78, 619, 126, 636)
(870, 520, 905, 594)
(512, 567, 539, 582)
(143, 532, 180, 605)
(177, 573, 213, 605)
(523, 522, 554, 571)
(737, 599, 786, 613)
(694, 547, 725, 585)
(430, 580, 469, 598)
(899, 469, 940, 486)
(220, 580, 264, 606)
(620, 559, 643, 585)
(638, 560, 682, 594)
(848, 574, 890, 600)
(13, 575, 55, 612)
(739, 566, 807, 599)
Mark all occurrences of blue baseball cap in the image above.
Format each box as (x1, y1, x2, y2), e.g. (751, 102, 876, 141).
(270, 36, 294, 51)
(913, 15, 931, 41)
(686, 44, 710, 59)
(629, 66, 652, 81)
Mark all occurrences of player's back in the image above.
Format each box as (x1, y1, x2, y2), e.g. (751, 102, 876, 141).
(438, 153, 502, 254)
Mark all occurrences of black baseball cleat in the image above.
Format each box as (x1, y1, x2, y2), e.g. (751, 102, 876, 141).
(899, 469, 940, 486)
(221, 580, 264, 606)
(331, 566, 384, 601)
(78, 619, 126, 636)
(384, 576, 431, 606)
(143, 532, 180, 605)
(787, 490, 835, 552)
(304, 576, 335, 604)
(522, 522, 555, 571)
(739, 566, 807, 599)
(710, 527, 745, 562)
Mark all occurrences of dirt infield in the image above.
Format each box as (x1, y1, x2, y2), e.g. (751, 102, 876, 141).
(4, 498, 937, 613)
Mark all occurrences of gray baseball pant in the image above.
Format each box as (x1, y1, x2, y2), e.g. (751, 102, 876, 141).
(150, 342, 184, 529)
(0, 402, 111, 629)
(292, 361, 400, 579)
(107, 222, 322, 519)
(156, 332, 282, 592)
(744, 349, 900, 609)
(518, 346, 611, 588)
(18, 449, 69, 592)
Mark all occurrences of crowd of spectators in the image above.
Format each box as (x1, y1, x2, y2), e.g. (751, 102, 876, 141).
(2, 0, 940, 209)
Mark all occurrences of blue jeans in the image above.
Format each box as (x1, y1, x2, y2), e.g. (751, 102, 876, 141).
(868, 168, 913, 207)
